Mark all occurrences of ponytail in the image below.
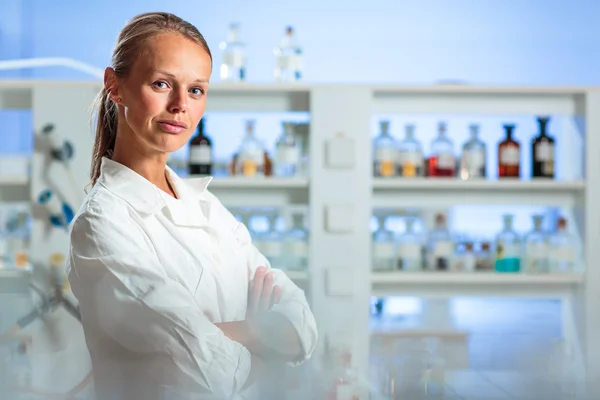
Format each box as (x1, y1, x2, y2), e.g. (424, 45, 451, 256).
(90, 89, 118, 186)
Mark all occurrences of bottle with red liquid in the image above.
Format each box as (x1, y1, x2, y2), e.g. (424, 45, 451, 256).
(427, 122, 456, 177)
(498, 124, 520, 179)
(324, 342, 359, 400)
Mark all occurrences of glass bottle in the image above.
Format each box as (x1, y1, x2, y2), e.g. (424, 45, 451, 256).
(286, 210, 309, 271)
(476, 241, 494, 271)
(495, 214, 521, 273)
(460, 124, 486, 180)
(524, 214, 549, 273)
(498, 124, 520, 178)
(188, 118, 212, 176)
(274, 26, 302, 82)
(549, 217, 577, 272)
(259, 212, 283, 267)
(324, 344, 360, 400)
(397, 218, 422, 271)
(532, 116, 555, 179)
(462, 242, 477, 272)
(372, 214, 396, 271)
(427, 122, 455, 177)
(397, 124, 424, 177)
(427, 213, 454, 271)
(373, 120, 397, 177)
(236, 120, 265, 178)
(274, 122, 300, 177)
(219, 23, 246, 82)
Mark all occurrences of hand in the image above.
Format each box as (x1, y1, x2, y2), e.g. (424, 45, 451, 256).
(248, 266, 282, 316)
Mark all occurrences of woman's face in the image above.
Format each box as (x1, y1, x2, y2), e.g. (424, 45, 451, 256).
(111, 32, 212, 155)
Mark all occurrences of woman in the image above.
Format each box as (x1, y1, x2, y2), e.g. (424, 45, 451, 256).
(67, 12, 317, 400)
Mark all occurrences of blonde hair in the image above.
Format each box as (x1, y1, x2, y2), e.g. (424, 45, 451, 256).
(90, 12, 212, 185)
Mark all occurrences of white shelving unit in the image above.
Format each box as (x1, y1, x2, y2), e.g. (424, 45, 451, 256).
(1, 80, 599, 390)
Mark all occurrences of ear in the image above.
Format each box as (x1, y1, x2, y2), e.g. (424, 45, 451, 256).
(104, 67, 120, 104)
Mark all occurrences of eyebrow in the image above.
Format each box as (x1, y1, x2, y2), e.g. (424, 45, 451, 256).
(152, 69, 209, 84)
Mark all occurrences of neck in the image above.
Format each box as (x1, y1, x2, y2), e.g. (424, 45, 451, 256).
(111, 123, 173, 195)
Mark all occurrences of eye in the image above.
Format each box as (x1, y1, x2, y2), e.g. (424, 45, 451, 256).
(189, 87, 204, 96)
(152, 81, 169, 89)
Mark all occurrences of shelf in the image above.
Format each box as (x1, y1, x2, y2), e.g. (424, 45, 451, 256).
(201, 176, 309, 189)
(373, 178, 585, 207)
(371, 272, 584, 298)
(0, 176, 29, 186)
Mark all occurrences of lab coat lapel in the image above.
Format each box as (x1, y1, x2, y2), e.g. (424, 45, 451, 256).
(164, 169, 213, 228)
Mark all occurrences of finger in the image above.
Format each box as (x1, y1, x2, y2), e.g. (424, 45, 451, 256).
(271, 285, 283, 309)
(259, 272, 274, 312)
(250, 267, 267, 313)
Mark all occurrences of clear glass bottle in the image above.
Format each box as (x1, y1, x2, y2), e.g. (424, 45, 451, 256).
(219, 23, 246, 82)
(274, 26, 302, 82)
(397, 218, 422, 271)
(532, 116, 555, 179)
(397, 124, 424, 178)
(459, 124, 486, 180)
(286, 210, 309, 271)
(427, 122, 455, 177)
(373, 120, 397, 177)
(498, 124, 520, 178)
(549, 217, 577, 272)
(236, 120, 265, 177)
(524, 214, 549, 273)
(259, 212, 284, 267)
(495, 214, 521, 273)
(274, 122, 300, 177)
(324, 343, 359, 400)
(462, 242, 477, 272)
(372, 214, 396, 271)
(427, 213, 454, 271)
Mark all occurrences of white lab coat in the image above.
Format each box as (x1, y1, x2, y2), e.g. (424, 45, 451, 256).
(67, 157, 318, 400)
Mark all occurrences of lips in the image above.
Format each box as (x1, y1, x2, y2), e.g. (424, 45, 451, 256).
(157, 120, 188, 134)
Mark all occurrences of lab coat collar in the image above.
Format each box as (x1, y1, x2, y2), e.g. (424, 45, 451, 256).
(98, 157, 213, 226)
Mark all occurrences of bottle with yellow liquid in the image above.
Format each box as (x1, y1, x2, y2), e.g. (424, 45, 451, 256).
(236, 119, 265, 178)
(397, 124, 424, 177)
(372, 120, 397, 178)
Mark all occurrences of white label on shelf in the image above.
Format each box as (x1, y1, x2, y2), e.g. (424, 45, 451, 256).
(222, 50, 245, 68)
(434, 241, 453, 257)
(463, 150, 485, 170)
(398, 242, 421, 260)
(261, 241, 282, 258)
(437, 153, 455, 169)
(276, 147, 299, 164)
(375, 147, 396, 162)
(289, 240, 308, 256)
(500, 146, 520, 166)
(189, 145, 211, 164)
(535, 142, 554, 162)
(373, 242, 395, 258)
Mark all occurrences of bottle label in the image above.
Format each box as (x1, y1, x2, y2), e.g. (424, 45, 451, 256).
(242, 160, 258, 176)
(375, 148, 396, 162)
(190, 145, 211, 164)
(500, 147, 520, 166)
(463, 150, 485, 171)
(398, 242, 421, 260)
(379, 160, 395, 177)
(373, 242, 395, 258)
(437, 153, 455, 169)
(223, 50, 245, 68)
(290, 241, 308, 255)
(278, 54, 302, 70)
(276, 147, 299, 164)
(434, 241, 453, 257)
(262, 241, 282, 258)
(553, 245, 573, 262)
(497, 242, 520, 259)
(526, 243, 548, 260)
(535, 142, 554, 162)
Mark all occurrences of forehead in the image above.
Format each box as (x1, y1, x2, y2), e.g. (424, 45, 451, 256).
(135, 32, 212, 79)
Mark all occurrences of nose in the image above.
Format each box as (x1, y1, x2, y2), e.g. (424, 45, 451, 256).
(168, 88, 187, 114)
